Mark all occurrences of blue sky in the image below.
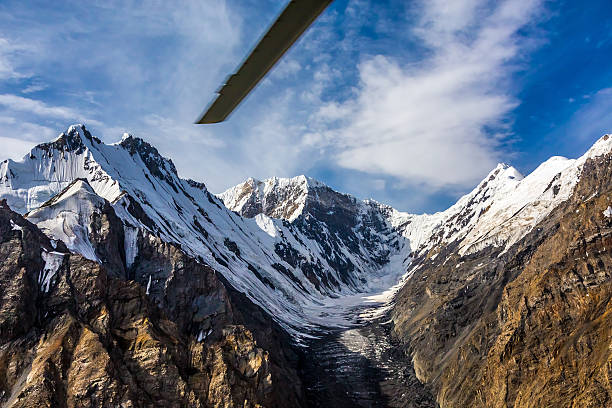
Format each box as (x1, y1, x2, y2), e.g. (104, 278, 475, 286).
(0, 0, 610, 213)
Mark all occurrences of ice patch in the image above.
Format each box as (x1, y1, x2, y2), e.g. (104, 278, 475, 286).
(10, 220, 22, 232)
(603, 206, 612, 218)
(124, 225, 138, 268)
(39, 250, 64, 293)
(255, 214, 277, 238)
(196, 329, 212, 342)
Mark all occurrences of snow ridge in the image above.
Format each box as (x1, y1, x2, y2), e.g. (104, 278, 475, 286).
(218, 175, 327, 221)
(387, 134, 612, 258)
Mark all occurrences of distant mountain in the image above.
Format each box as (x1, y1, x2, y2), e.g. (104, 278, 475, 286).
(218, 175, 327, 221)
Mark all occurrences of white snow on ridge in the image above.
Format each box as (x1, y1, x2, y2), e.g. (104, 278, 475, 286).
(10, 219, 22, 232)
(2, 125, 611, 339)
(255, 214, 278, 238)
(386, 134, 612, 258)
(218, 175, 326, 222)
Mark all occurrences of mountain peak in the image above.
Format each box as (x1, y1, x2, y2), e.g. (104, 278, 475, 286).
(487, 163, 524, 183)
(264, 175, 328, 191)
(583, 133, 612, 160)
(219, 175, 335, 221)
(119, 133, 178, 181)
(44, 124, 100, 153)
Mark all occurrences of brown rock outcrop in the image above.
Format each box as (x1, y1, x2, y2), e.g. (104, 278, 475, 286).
(0, 203, 303, 407)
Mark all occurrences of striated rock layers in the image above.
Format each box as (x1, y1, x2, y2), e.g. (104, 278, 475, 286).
(391, 153, 612, 407)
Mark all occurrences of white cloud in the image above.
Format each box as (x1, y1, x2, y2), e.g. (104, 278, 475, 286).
(0, 117, 57, 160)
(0, 94, 77, 119)
(310, 0, 543, 189)
(0, 37, 32, 80)
(21, 81, 48, 94)
(0, 136, 36, 160)
(273, 59, 302, 79)
(0, 94, 103, 127)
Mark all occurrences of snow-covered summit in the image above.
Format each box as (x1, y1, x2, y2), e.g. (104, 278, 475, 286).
(388, 134, 612, 257)
(218, 174, 339, 221)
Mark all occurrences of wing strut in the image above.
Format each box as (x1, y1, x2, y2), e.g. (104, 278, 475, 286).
(196, 0, 333, 124)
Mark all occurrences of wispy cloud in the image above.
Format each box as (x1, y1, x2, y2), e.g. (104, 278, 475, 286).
(310, 0, 544, 189)
(21, 81, 47, 94)
(0, 0, 243, 154)
(0, 37, 32, 80)
(0, 115, 57, 160)
(0, 94, 103, 127)
(0, 0, 592, 213)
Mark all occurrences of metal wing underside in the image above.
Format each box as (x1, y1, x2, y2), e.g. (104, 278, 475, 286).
(196, 0, 333, 124)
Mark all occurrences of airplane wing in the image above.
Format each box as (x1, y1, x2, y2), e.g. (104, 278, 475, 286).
(196, 0, 333, 124)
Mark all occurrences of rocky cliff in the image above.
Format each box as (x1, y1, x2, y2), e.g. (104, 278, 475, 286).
(390, 150, 612, 407)
(0, 200, 304, 407)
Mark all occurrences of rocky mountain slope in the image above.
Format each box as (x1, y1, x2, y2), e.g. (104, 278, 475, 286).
(0, 199, 303, 407)
(388, 144, 612, 407)
(0, 124, 610, 407)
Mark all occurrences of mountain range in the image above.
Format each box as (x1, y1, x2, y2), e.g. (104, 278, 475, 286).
(0, 124, 610, 407)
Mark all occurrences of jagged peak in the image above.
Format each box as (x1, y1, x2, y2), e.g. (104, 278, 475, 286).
(485, 163, 524, 184)
(119, 133, 178, 179)
(259, 175, 329, 193)
(219, 173, 360, 222)
(185, 178, 208, 191)
(41, 124, 100, 154)
(582, 133, 612, 161)
(245, 176, 262, 185)
(220, 175, 331, 205)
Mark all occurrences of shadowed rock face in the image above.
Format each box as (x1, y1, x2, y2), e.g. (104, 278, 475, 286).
(390, 154, 612, 408)
(0, 202, 304, 408)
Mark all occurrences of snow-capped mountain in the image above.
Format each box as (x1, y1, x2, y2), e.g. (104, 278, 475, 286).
(218, 175, 327, 221)
(0, 125, 409, 335)
(382, 134, 612, 260)
(1, 124, 610, 338)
